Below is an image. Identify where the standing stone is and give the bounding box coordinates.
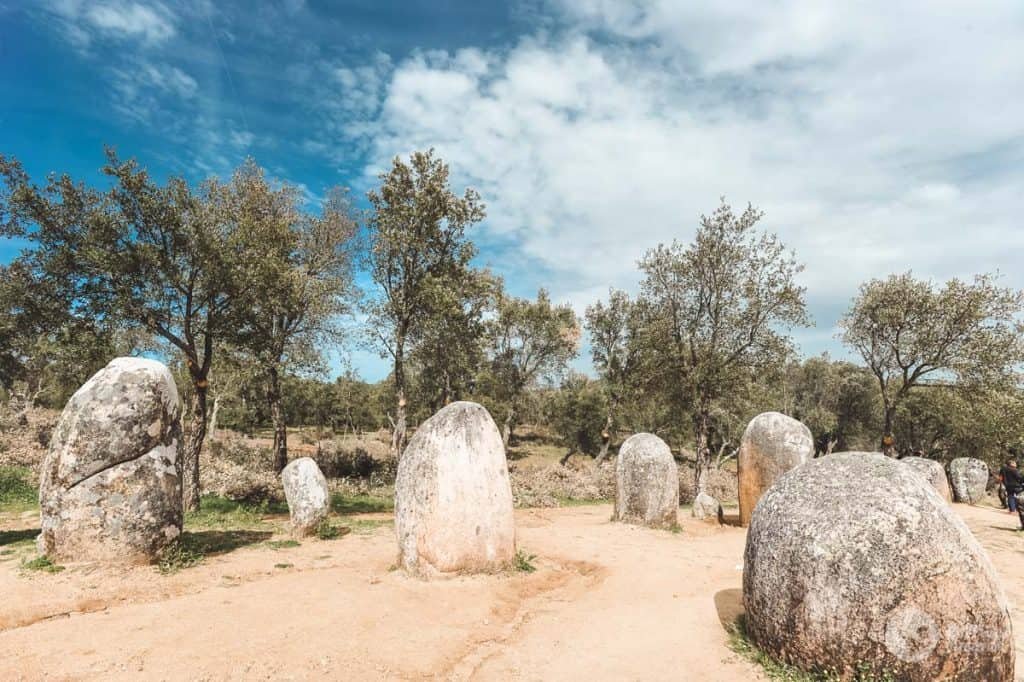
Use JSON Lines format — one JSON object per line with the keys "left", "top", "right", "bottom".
{"left": 281, "top": 457, "right": 330, "bottom": 536}
{"left": 744, "top": 452, "right": 1013, "bottom": 681}
{"left": 613, "top": 433, "right": 678, "bottom": 528}
{"left": 901, "top": 456, "right": 952, "bottom": 502}
{"left": 37, "top": 358, "right": 182, "bottom": 564}
{"left": 395, "top": 401, "right": 515, "bottom": 575}
{"left": 947, "top": 457, "right": 988, "bottom": 504}
{"left": 737, "top": 411, "right": 813, "bottom": 526}
{"left": 693, "top": 491, "right": 724, "bottom": 524}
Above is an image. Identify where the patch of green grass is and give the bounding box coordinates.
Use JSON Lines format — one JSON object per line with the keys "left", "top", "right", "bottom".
{"left": 339, "top": 517, "right": 392, "bottom": 534}
{"left": 0, "top": 466, "right": 38, "bottom": 512}
{"left": 21, "top": 555, "right": 64, "bottom": 573}
{"left": 314, "top": 518, "right": 352, "bottom": 540}
{"left": 274, "top": 562, "right": 293, "bottom": 569}
{"left": 668, "top": 522, "right": 683, "bottom": 534}
{"left": 185, "top": 495, "right": 287, "bottom": 530}
{"left": 555, "top": 496, "right": 608, "bottom": 507}
{"left": 329, "top": 492, "right": 393, "bottom": 515}
{"left": 513, "top": 549, "right": 537, "bottom": 573}
{"left": 157, "top": 539, "right": 204, "bottom": 574}
{"left": 727, "top": 616, "right": 895, "bottom": 682}
{"left": 267, "top": 539, "right": 300, "bottom": 550}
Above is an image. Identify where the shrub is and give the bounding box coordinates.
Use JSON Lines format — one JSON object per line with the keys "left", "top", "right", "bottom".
{"left": 513, "top": 549, "right": 537, "bottom": 573}
{"left": 0, "top": 466, "right": 37, "bottom": 510}
{"left": 21, "top": 555, "right": 64, "bottom": 573}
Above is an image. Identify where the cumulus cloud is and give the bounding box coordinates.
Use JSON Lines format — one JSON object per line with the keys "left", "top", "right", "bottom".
{"left": 349, "top": 1, "right": 1024, "bottom": 358}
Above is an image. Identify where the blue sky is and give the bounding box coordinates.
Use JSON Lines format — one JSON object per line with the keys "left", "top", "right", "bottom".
{"left": 2, "top": 1, "right": 1024, "bottom": 382}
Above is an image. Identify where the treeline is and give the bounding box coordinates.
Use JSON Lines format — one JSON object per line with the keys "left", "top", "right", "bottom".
{"left": 2, "top": 149, "right": 1023, "bottom": 515}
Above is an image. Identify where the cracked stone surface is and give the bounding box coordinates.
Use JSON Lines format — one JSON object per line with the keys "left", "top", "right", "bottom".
{"left": 395, "top": 401, "right": 515, "bottom": 576}
{"left": 37, "top": 357, "right": 183, "bottom": 564}
{"left": 743, "top": 452, "right": 1013, "bottom": 681}
{"left": 737, "top": 411, "right": 813, "bottom": 526}
{"left": 281, "top": 457, "right": 329, "bottom": 536}
{"left": 613, "top": 433, "right": 678, "bottom": 529}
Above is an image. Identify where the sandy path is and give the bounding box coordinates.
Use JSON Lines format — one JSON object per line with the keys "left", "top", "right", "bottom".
{"left": 1, "top": 503, "right": 1022, "bottom": 681}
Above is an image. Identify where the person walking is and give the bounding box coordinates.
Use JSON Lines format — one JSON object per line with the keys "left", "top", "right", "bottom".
{"left": 1000, "top": 459, "right": 1024, "bottom": 516}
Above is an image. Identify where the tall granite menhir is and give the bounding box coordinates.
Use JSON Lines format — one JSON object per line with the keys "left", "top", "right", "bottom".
{"left": 394, "top": 401, "right": 516, "bottom": 575}
{"left": 37, "top": 357, "right": 183, "bottom": 563}
{"left": 737, "top": 411, "right": 814, "bottom": 526}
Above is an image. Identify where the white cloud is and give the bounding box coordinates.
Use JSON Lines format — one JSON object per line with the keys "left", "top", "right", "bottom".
{"left": 348, "top": 2, "right": 1024, "bottom": 359}
{"left": 45, "top": 0, "right": 177, "bottom": 49}
{"left": 111, "top": 62, "right": 198, "bottom": 122}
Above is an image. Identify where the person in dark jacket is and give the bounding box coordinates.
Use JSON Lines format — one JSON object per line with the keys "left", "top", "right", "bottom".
{"left": 1000, "top": 460, "right": 1024, "bottom": 515}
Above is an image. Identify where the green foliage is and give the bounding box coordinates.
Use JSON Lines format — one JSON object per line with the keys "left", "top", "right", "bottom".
{"left": 513, "top": 549, "right": 537, "bottom": 573}
{"left": 21, "top": 555, "right": 65, "bottom": 573}
{"left": 840, "top": 271, "right": 1024, "bottom": 453}
{"left": 483, "top": 289, "right": 581, "bottom": 443}
{"left": 267, "top": 539, "right": 301, "bottom": 550}
{"left": 157, "top": 539, "right": 204, "bottom": 574}
{"left": 313, "top": 518, "right": 343, "bottom": 540}
{"left": 0, "top": 466, "right": 37, "bottom": 511}
{"left": 364, "top": 149, "right": 487, "bottom": 454}
{"left": 621, "top": 199, "right": 809, "bottom": 498}
{"left": 546, "top": 373, "right": 608, "bottom": 456}
{"left": 329, "top": 492, "right": 393, "bottom": 515}
{"left": 185, "top": 494, "right": 287, "bottom": 529}
{"left": 274, "top": 562, "right": 293, "bottom": 569}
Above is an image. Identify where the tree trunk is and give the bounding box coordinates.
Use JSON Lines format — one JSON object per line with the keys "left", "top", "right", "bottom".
{"left": 206, "top": 395, "right": 221, "bottom": 444}
{"left": 692, "top": 403, "right": 712, "bottom": 519}
{"left": 502, "top": 406, "right": 515, "bottom": 448}
{"left": 268, "top": 366, "right": 288, "bottom": 473}
{"left": 390, "top": 340, "right": 408, "bottom": 459}
{"left": 182, "top": 382, "right": 207, "bottom": 512}
{"left": 594, "top": 411, "right": 613, "bottom": 464}
{"left": 881, "top": 404, "right": 897, "bottom": 457}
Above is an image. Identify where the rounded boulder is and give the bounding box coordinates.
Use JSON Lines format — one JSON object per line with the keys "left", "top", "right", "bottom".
{"left": 394, "top": 401, "right": 515, "bottom": 575}
{"left": 946, "top": 457, "right": 988, "bottom": 504}
{"left": 613, "top": 433, "right": 678, "bottom": 528}
{"left": 743, "top": 452, "right": 1013, "bottom": 681}
{"left": 281, "top": 457, "right": 330, "bottom": 536}
{"left": 737, "top": 411, "right": 813, "bottom": 526}
{"left": 900, "top": 456, "right": 952, "bottom": 502}
{"left": 37, "top": 357, "right": 183, "bottom": 563}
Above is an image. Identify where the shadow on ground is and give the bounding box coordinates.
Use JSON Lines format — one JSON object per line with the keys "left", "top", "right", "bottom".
{"left": 714, "top": 588, "right": 744, "bottom": 632}
{"left": 0, "top": 528, "right": 39, "bottom": 546}
{"left": 182, "top": 530, "right": 272, "bottom": 557}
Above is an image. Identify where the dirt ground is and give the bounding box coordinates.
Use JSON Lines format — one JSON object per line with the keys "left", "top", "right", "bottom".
{"left": 1, "top": 503, "right": 1023, "bottom": 681}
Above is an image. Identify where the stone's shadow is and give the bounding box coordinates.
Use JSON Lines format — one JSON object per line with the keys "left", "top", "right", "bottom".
{"left": 714, "top": 588, "right": 745, "bottom": 632}
{"left": 182, "top": 530, "right": 272, "bottom": 557}
{"left": 0, "top": 528, "right": 39, "bottom": 546}
{"left": 720, "top": 512, "right": 743, "bottom": 528}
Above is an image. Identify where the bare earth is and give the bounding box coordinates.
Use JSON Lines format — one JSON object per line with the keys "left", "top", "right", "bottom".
{"left": 2, "top": 503, "right": 1023, "bottom": 681}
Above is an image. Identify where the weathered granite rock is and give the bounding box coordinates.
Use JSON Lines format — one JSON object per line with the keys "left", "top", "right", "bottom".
{"left": 613, "top": 433, "right": 678, "bottom": 528}
{"left": 37, "top": 357, "right": 182, "bottom": 563}
{"left": 281, "top": 457, "right": 330, "bottom": 536}
{"left": 901, "top": 456, "right": 952, "bottom": 502}
{"left": 744, "top": 452, "right": 1014, "bottom": 681}
{"left": 693, "top": 491, "right": 723, "bottom": 523}
{"left": 946, "top": 457, "right": 988, "bottom": 504}
{"left": 395, "top": 401, "right": 515, "bottom": 575}
{"left": 737, "top": 411, "right": 813, "bottom": 526}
